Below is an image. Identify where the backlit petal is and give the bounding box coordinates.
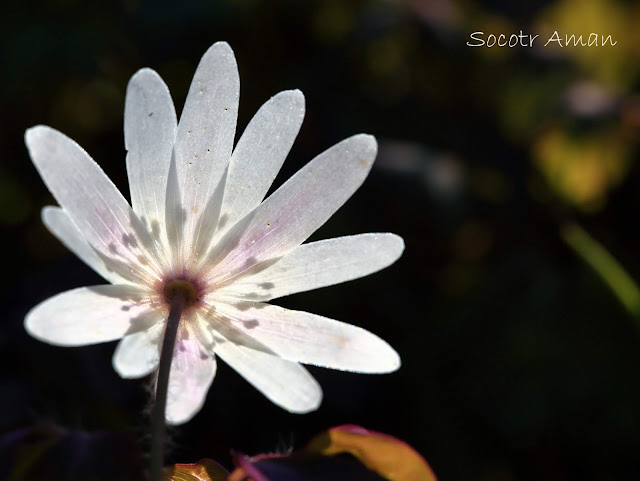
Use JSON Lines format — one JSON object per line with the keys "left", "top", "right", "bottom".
{"left": 212, "top": 335, "right": 322, "bottom": 413}
{"left": 25, "top": 126, "right": 162, "bottom": 285}
{"left": 211, "top": 301, "right": 400, "bottom": 373}
{"left": 215, "top": 90, "right": 305, "bottom": 240}
{"left": 216, "top": 233, "right": 404, "bottom": 301}
{"left": 165, "top": 323, "right": 217, "bottom": 425}
{"left": 112, "top": 322, "right": 163, "bottom": 378}
{"left": 41, "top": 206, "right": 129, "bottom": 285}
{"left": 173, "top": 41, "right": 239, "bottom": 266}
{"left": 25, "top": 285, "right": 159, "bottom": 346}
{"left": 125, "top": 68, "right": 177, "bottom": 250}
{"left": 202, "top": 134, "right": 376, "bottom": 284}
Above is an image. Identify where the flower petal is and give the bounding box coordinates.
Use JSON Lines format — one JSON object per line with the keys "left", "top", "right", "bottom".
{"left": 41, "top": 206, "right": 129, "bottom": 285}
{"left": 25, "top": 126, "right": 162, "bottom": 285}
{"left": 165, "top": 325, "right": 217, "bottom": 425}
{"left": 25, "top": 285, "right": 158, "bottom": 346}
{"left": 124, "top": 68, "right": 177, "bottom": 248}
{"left": 211, "top": 301, "right": 400, "bottom": 373}
{"left": 173, "top": 41, "right": 239, "bottom": 265}
{"left": 216, "top": 233, "right": 404, "bottom": 301}
{"left": 212, "top": 335, "right": 322, "bottom": 413}
{"left": 216, "top": 90, "right": 305, "bottom": 239}
{"left": 112, "top": 323, "right": 163, "bottom": 378}
{"left": 202, "top": 134, "right": 377, "bottom": 284}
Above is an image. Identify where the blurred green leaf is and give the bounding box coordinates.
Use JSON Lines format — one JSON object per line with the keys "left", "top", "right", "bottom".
{"left": 562, "top": 222, "right": 640, "bottom": 317}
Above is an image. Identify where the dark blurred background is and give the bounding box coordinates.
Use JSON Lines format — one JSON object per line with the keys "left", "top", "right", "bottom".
{"left": 1, "top": 0, "right": 640, "bottom": 479}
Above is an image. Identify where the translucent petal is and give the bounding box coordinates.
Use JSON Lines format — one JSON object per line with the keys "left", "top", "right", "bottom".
{"left": 173, "top": 41, "right": 239, "bottom": 266}
{"left": 212, "top": 334, "right": 322, "bottom": 413}
{"left": 112, "top": 323, "right": 163, "bottom": 378}
{"left": 203, "top": 134, "right": 377, "bottom": 284}
{"left": 165, "top": 323, "right": 217, "bottom": 425}
{"left": 25, "top": 126, "right": 162, "bottom": 285}
{"left": 216, "top": 90, "right": 305, "bottom": 239}
{"left": 211, "top": 301, "right": 400, "bottom": 373}
{"left": 216, "top": 233, "right": 404, "bottom": 301}
{"left": 41, "top": 206, "right": 129, "bottom": 285}
{"left": 25, "top": 285, "right": 159, "bottom": 346}
{"left": 124, "top": 68, "right": 177, "bottom": 250}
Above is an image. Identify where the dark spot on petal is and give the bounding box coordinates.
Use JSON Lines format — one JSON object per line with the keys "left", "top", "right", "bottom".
{"left": 242, "top": 319, "right": 259, "bottom": 329}
{"left": 150, "top": 220, "right": 161, "bottom": 240}
{"left": 122, "top": 233, "right": 138, "bottom": 249}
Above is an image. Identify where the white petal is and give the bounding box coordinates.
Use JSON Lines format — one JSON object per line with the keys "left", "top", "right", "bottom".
{"left": 189, "top": 166, "right": 228, "bottom": 266}
{"left": 212, "top": 333, "right": 322, "bottom": 413}
{"left": 25, "top": 285, "right": 158, "bottom": 346}
{"left": 25, "top": 126, "right": 162, "bottom": 285}
{"left": 212, "top": 301, "right": 400, "bottom": 373}
{"left": 41, "top": 206, "right": 129, "bottom": 285}
{"left": 164, "top": 153, "right": 184, "bottom": 270}
{"left": 202, "top": 134, "right": 377, "bottom": 284}
{"left": 216, "top": 90, "right": 305, "bottom": 239}
{"left": 112, "top": 323, "right": 163, "bottom": 378}
{"left": 124, "top": 68, "right": 177, "bottom": 248}
{"left": 216, "top": 233, "right": 404, "bottom": 301}
{"left": 173, "top": 41, "right": 239, "bottom": 265}
{"left": 165, "top": 324, "right": 217, "bottom": 425}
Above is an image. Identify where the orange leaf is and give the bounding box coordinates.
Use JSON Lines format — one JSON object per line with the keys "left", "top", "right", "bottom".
{"left": 305, "top": 425, "right": 436, "bottom": 481}
{"left": 164, "top": 459, "right": 229, "bottom": 481}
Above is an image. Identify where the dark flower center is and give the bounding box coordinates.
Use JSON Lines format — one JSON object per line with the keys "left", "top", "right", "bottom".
{"left": 163, "top": 279, "right": 200, "bottom": 308}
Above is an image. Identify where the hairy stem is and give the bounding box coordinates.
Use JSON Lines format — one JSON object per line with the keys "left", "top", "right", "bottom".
{"left": 150, "top": 292, "right": 185, "bottom": 481}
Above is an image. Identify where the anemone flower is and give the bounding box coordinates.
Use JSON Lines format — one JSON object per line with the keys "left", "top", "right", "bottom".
{"left": 25, "top": 42, "right": 403, "bottom": 426}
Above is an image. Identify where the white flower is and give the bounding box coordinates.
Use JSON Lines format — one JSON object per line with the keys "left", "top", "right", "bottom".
{"left": 24, "top": 42, "right": 403, "bottom": 425}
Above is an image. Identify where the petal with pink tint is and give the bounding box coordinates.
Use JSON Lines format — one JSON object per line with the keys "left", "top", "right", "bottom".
{"left": 41, "top": 206, "right": 129, "bottom": 285}
{"left": 211, "top": 301, "right": 400, "bottom": 373}
{"left": 165, "top": 324, "right": 217, "bottom": 425}
{"left": 203, "top": 134, "right": 376, "bottom": 284}
{"left": 25, "top": 126, "right": 162, "bottom": 284}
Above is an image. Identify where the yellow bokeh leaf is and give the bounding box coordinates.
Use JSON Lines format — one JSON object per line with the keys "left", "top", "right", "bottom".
{"left": 533, "top": 127, "right": 632, "bottom": 211}
{"left": 535, "top": 0, "right": 639, "bottom": 88}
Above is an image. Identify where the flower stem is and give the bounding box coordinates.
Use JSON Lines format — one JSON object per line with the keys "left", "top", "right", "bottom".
{"left": 150, "top": 291, "right": 185, "bottom": 481}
